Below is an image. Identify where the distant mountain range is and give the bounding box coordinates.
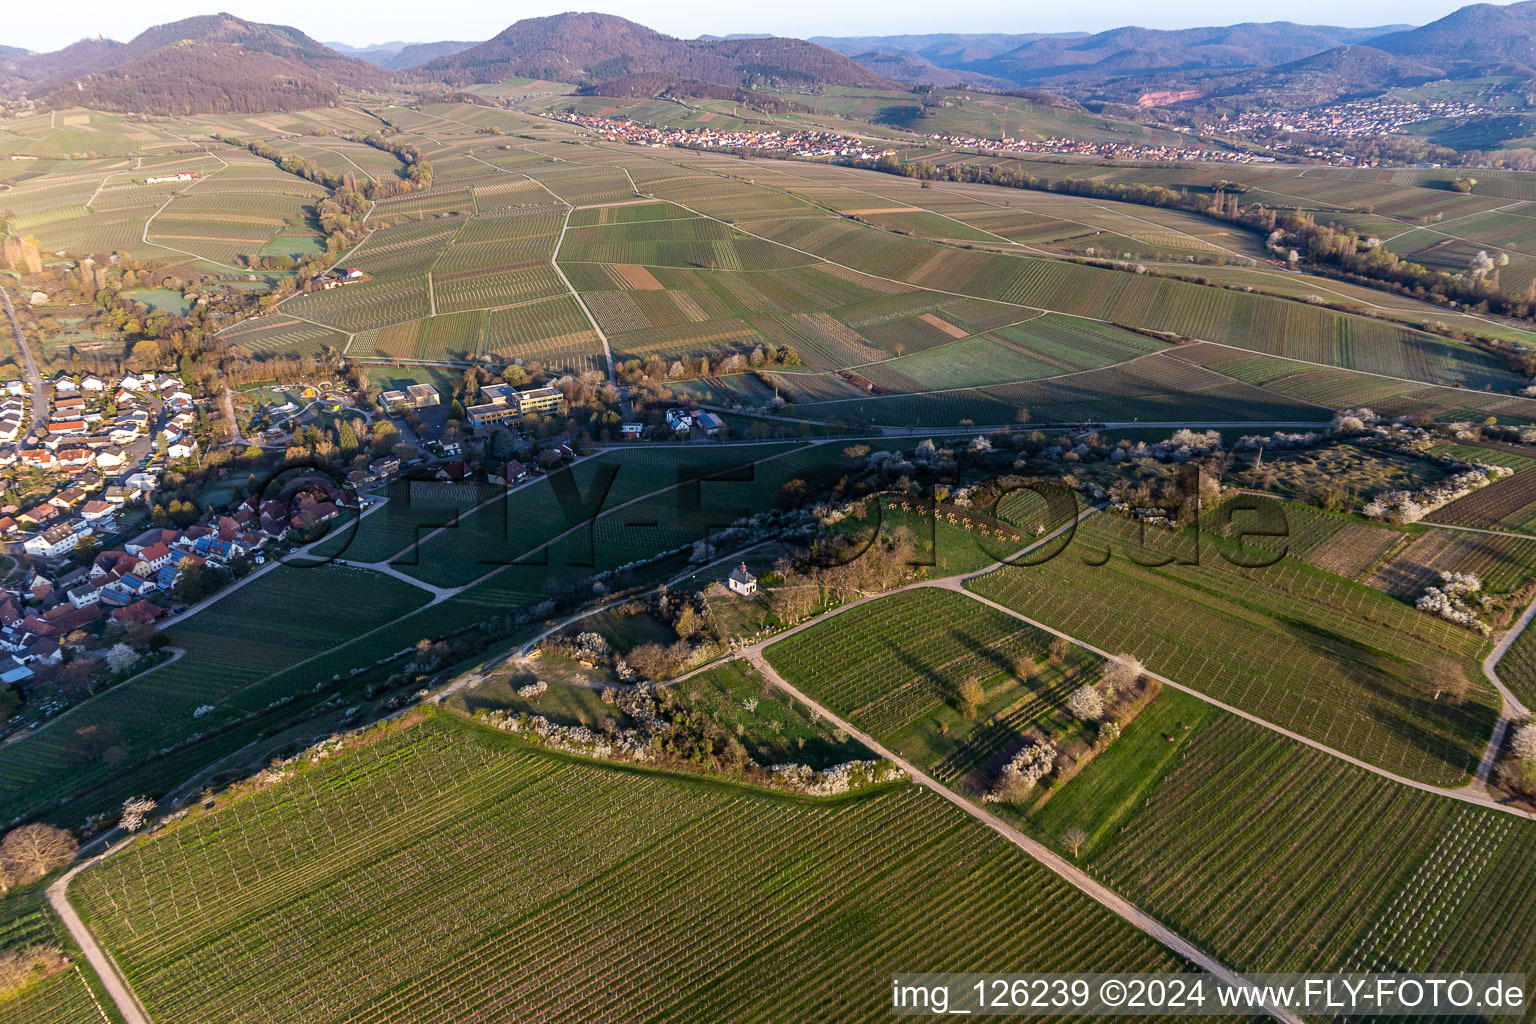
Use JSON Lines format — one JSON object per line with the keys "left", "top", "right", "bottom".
{"left": 9, "top": 4, "right": 1536, "bottom": 119}
{"left": 324, "top": 39, "right": 478, "bottom": 70}
{"left": 409, "top": 13, "right": 894, "bottom": 89}
{"left": 814, "top": 22, "right": 1411, "bottom": 93}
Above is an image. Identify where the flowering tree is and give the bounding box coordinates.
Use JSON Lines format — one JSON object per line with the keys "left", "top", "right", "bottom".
{"left": 1513, "top": 723, "right": 1536, "bottom": 763}
{"left": 1066, "top": 685, "right": 1105, "bottom": 721}
{"left": 1101, "top": 654, "right": 1143, "bottom": 697}
{"left": 984, "top": 741, "right": 1056, "bottom": 803}
{"left": 1415, "top": 572, "right": 1490, "bottom": 635}
{"left": 105, "top": 643, "right": 138, "bottom": 674}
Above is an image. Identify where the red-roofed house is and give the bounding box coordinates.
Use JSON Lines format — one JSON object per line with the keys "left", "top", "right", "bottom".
{"left": 111, "top": 601, "right": 167, "bottom": 627}
{"left": 136, "top": 542, "right": 175, "bottom": 572}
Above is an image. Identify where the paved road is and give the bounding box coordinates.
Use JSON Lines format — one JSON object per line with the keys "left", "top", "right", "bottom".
{"left": 0, "top": 283, "right": 47, "bottom": 435}
{"left": 48, "top": 854, "right": 154, "bottom": 1024}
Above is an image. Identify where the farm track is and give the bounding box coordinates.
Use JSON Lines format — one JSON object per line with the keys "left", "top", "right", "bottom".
{"left": 48, "top": 855, "right": 153, "bottom": 1024}
{"left": 743, "top": 646, "right": 1302, "bottom": 1024}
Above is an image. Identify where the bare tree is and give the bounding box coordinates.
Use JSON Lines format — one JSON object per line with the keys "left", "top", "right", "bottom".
{"left": 1417, "top": 658, "right": 1470, "bottom": 704}
{"left": 1062, "top": 827, "right": 1089, "bottom": 859}
{"left": 958, "top": 675, "right": 984, "bottom": 718}
{"left": 118, "top": 796, "right": 156, "bottom": 833}
{"left": 0, "top": 824, "right": 78, "bottom": 891}
{"left": 1047, "top": 636, "right": 1071, "bottom": 665}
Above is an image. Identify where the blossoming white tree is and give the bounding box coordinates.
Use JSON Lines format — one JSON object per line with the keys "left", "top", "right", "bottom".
{"left": 105, "top": 643, "right": 137, "bottom": 674}
{"left": 1415, "top": 572, "right": 1490, "bottom": 635}
{"left": 1513, "top": 723, "right": 1536, "bottom": 763}
{"left": 984, "top": 741, "right": 1056, "bottom": 803}
{"left": 1066, "top": 685, "right": 1105, "bottom": 721}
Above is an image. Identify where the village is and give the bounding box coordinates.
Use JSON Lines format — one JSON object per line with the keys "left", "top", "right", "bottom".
{"left": 0, "top": 349, "right": 759, "bottom": 738}
{"left": 918, "top": 129, "right": 1274, "bottom": 164}
{"left": 553, "top": 112, "right": 899, "bottom": 161}
{"left": 0, "top": 367, "right": 225, "bottom": 719}
{"left": 1197, "top": 98, "right": 1490, "bottom": 144}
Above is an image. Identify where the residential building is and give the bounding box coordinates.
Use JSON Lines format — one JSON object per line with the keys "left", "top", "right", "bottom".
{"left": 24, "top": 522, "right": 91, "bottom": 559}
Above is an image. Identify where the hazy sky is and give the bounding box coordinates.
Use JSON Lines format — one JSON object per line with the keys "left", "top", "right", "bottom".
{"left": 4, "top": 0, "right": 1519, "bottom": 53}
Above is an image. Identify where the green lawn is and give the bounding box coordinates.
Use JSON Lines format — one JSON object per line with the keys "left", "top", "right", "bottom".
{"left": 1025, "top": 688, "right": 1222, "bottom": 858}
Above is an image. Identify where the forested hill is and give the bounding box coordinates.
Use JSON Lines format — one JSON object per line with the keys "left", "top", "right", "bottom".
{"left": 412, "top": 12, "right": 896, "bottom": 89}
{"left": 13, "top": 14, "right": 393, "bottom": 114}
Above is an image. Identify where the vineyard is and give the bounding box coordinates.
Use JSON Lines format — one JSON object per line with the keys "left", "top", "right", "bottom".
{"left": 966, "top": 512, "right": 1497, "bottom": 785}
{"left": 395, "top": 442, "right": 825, "bottom": 588}
{"left": 1086, "top": 715, "right": 1536, "bottom": 978}
{"left": 1496, "top": 618, "right": 1536, "bottom": 711}
{"left": 1365, "top": 528, "right": 1536, "bottom": 597}
{"left": 1427, "top": 470, "right": 1536, "bottom": 532}
{"left": 67, "top": 713, "right": 1194, "bottom": 1024}
{"left": 764, "top": 588, "right": 1093, "bottom": 748}
{"left": 0, "top": 886, "right": 117, "bottom": 1024}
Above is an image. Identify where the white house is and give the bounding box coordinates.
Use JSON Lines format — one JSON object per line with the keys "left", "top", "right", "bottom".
{"left": 24, "top": 522, "right": 91, "bottom": 559}
{"left": 727, "top": 563, "right": 758, "bottom": 597}
{"left": 65, "top": 581, "right": 101, "bottom": 609}
{"left": 80, "top": 375, "right": 105, "bottom": 392}
{"left": 167, "top": 438, "right": 196, "bottom": 460}
{"left": 95, "top": 448, "right": 129, "bottom": 470}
